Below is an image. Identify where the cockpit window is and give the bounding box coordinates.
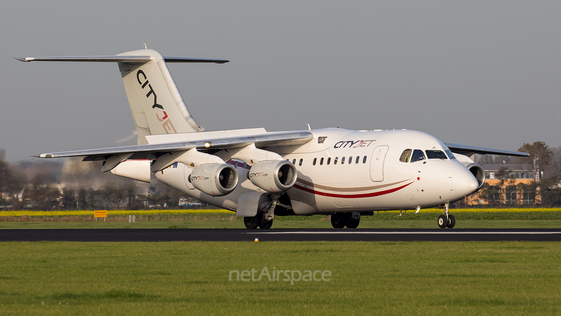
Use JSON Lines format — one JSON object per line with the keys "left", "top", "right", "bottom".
{"left": 410, "top": 149, "right": 426, "bottom": 162}
{"left": 445, "top": 149, "right": 456, "bottom": 160}
{"left": 426, "top": 150, "right": 447, "bottom": 159}
{"left": 399, "top": 149, "right": 412, "bottom": 163}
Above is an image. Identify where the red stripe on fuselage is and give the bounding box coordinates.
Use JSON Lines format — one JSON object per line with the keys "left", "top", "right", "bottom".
{"left": 293, "top": 182, "right": 413, "bottom": 199}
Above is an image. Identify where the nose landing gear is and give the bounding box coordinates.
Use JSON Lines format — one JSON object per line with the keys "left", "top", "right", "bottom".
{"left": 437, "top": 202, "right": 455, "bottom": 229}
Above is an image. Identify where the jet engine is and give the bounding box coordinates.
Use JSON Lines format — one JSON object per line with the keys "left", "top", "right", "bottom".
{"left": 249, "top": 160, "right": 297, "bottom": 192}
{"left": 189, "top": 164, "right": 238, "bottom": 196}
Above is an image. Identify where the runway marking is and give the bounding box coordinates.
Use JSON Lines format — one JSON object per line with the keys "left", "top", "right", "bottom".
{"left": 246, "top": 231, "right": 561, "bottom": 235}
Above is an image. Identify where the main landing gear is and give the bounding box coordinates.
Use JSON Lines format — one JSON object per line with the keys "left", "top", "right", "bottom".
{"left": 244, "top": 213, "right": 273, "bottom": 230}
{"left": 244, "top": 194, "right": 276, "bottom": 230}
{"left": 437, "top": 202, "right": 456, "bottom": 229}
{"left": 331, "top": 212, "right": 360, "bottom": 229}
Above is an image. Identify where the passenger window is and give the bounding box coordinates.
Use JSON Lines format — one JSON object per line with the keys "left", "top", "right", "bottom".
{"left": 313, "top": 158, "right": 317, "bottom": 166}
{"left": 292, "top": 159, "right": 296, "bottom": 164}
{"left": 320, "top": 157, "right": 324, "bottom": 165}
{"left": 299, "top": 158, "right": 303, "bottom": 166}
{"left": 399, "top": 149, "right": 412, "bottom": 163}
{"left": 334, "top": 157, "right": 338, "bottom": 165}
{"left": 426, "top": 150, "right": 447, "bottom": 159}
{"left": 349, "top": 156, "right": 352, "bottom": 164}
{"left": 355, "top": 156, "right": 360, "bottom": 164}
{"left": 363, "top": 156, "right": 367, "bottom": 164}
{"left": 327, "top": 157, "right": 331, "bottom": 165}
{"left": 411, "top": 149, "right": 426, "bottom": 162}
{"left": 341, "top": 157, "right": 345, "bottom": 164}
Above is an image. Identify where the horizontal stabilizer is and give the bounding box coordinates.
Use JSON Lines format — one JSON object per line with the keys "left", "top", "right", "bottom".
{"left": 163, "top": 57, "right": 229, "bottom": 64}
{"left": 16, "top": 56, "right": 228, "bottom": 64}
{"left": 16, "top": 56, "right": 153, "bottom": 63}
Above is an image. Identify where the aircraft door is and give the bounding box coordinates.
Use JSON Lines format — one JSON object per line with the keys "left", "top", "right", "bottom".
{"left": 370, "top": 145, "right": 389, "bottom": 182}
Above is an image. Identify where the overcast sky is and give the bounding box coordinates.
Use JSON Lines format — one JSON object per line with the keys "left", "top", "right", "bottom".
{"left": 1, "top": 1, "right": 560, "bottom": 162}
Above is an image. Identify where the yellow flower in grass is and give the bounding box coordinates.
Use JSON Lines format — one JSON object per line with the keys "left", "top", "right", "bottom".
{"left": 383, "top": 208, "right": 561, "bottom": 213}
{"left": 2, "top": 208, "right": 560, "bottom": 217}
{"left": 0, "top": 209, "right": 233, "bottom": 217}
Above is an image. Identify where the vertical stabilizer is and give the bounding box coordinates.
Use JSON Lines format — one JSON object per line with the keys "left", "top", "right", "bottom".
{"left": 17, "top": 48, "right": 228, "bottom": 145}
{"left": 117, "top": 49, "right": 204, "bottom": 144}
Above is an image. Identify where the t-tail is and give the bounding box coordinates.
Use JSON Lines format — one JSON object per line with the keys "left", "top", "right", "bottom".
{"left": 17, "top": 48, "right": 228, "bottom": 144}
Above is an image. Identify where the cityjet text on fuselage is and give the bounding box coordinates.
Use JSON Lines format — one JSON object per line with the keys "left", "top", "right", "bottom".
{"left": 333, "top": 140, "right": 376, "bottom": 149}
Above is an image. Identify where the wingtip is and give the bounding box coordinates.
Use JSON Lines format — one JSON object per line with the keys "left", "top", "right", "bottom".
{"left": 15, "top": 57, "right": 31, "bottom": 62}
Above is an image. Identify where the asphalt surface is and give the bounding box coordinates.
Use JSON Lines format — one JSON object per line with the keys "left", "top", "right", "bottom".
{"left": 1, "top": 228, "right": 561, "bottom": 242}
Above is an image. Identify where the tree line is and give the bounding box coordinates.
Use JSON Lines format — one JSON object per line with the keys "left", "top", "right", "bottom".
{"left": 2, "top": 140, "right": 561, "bottom": 210}
{"left": 0, "top": 159, "right": 206, "bottom": 210}
{"left": 474, "top": 141, "right": 561, "bottom": 207}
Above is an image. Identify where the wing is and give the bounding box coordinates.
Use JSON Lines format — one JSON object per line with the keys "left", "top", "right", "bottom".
{"left": 444, "top": 142, "right": 529, "bottom": 157}
{"left": 36, "top": 131, "right": 313, "bottom": 161}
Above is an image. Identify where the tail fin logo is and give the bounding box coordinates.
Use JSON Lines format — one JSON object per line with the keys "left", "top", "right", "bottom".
{"left": 136, "top": 70, "right": 164, "bottom": 110}
{"left": 136, "top": 69, "right": 177, "bottom": 134}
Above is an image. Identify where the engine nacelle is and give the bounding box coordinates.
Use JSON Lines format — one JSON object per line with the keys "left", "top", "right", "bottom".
{"left": 189, "top": 164, "right": 238, "bottom": 196}
{"left": 249, "top": 160, "right": 297, "bottom": 192}
{"left": 465, "top": 163, "right": 485, "bottom": 192}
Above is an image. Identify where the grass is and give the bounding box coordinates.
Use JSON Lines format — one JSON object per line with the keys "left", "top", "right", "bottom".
{"left": 1, "top": 211, "right": 561, "bottom": 229}
{"left": 0, "top": 241, "right": 560, "bottom": 315}
{"left": 1, "top": 219, "right": 561, "bottom": 229}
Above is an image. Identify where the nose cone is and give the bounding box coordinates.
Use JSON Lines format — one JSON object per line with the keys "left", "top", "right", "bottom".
{"left": 452, "top": 169, "right": 480, "bottom": 197}
{"left": 465, "top": 176, "right": 479, "bottom": 194}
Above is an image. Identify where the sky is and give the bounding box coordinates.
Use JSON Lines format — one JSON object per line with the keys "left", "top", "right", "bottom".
{"left": 1, "top": 1, "right": 560, "bottom": 162}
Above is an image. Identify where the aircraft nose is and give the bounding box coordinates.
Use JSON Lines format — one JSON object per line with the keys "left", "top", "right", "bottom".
{"left": 465, "top": 176, "right": 479, "bottom": 194}
{"left": 452, "top": 169, "right": 480, "bottom": 196}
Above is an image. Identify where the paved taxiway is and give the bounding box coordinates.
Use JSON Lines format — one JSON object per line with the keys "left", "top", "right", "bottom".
{"left": 1, "top": 229, "right": 561, "bottom": 242}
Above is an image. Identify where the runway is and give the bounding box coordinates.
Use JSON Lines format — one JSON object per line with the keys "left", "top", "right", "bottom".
{"left": 1, "top": 228, "right": 561, "bottom": 242}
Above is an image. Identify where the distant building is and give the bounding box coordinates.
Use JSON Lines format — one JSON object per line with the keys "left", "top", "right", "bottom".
{"left": 464, "top": 164, "right": 538, "bottom": 206}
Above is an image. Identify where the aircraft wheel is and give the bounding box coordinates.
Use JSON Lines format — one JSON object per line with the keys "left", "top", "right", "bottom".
{"left": 447, "top": 214, "right": 456, "bottom": 229}
{"left": 259, "top": 219, "right": 273, "bottom": 230}
{"left": 244, "top": 215, "right": 260, "bottom": 229}
{"left": 331, "top": 213, "right": 347, "bottom": 229}
{"left": 437, "top": 215, "right": 447, "bottom": 229}
{"left": 346, "top": 213, "right": 360, "bottom": 229}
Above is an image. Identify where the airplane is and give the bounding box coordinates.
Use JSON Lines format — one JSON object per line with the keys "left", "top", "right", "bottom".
{"left": 17, "top": 48, "right": 529, "bottom": 229}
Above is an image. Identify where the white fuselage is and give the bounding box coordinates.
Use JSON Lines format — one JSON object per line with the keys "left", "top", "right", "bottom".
{"left": 155, "top": 128, "right": 479, "bottom": 215}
